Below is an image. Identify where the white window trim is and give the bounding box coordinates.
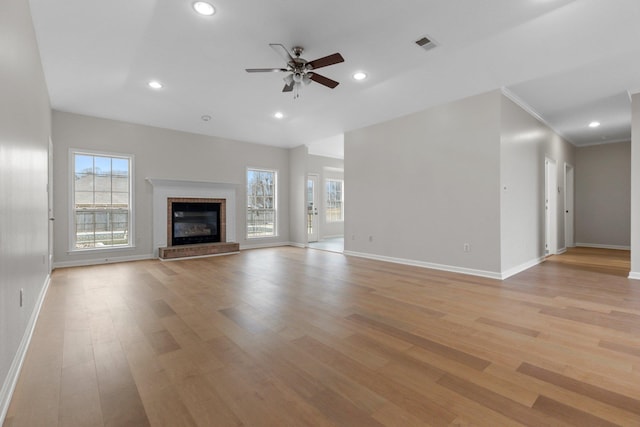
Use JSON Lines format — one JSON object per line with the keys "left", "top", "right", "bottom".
{"left": 246, "top": 167, "right": 278, "bottom": 239}
{"left": 325, "top": 178, "right": 344, "bottom": 223}
{"left": 68, "top": 148, "right": 135, "bottom": 252}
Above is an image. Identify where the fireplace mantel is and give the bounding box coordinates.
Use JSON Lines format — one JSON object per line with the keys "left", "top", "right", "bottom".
{"left": 147, "top": 178, "right": 238, "bottom": 258}
{"left": 146, "top": 177, "right": 239, "bottom": 189}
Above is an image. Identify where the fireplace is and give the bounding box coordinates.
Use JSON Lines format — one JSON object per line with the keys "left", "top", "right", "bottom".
{"left": 167, "top": 197, "right": 227, "bottom": 246}
{"left": 148, "top": 178, "right": 238, "bottom": 260}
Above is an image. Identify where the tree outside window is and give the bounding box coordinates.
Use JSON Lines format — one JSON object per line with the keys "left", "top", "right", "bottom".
{"left": 247, "top": 168, "right": 277, "bottom": 238}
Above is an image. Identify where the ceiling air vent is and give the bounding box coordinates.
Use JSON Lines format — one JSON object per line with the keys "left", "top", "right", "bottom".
{"left": 415, "top": 36, "right": 437, "bottom": 52}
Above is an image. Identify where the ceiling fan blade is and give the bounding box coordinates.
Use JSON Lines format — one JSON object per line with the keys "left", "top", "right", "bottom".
{"left": 307, "top": 53, "right": 344, "bottom": 70}
{"left": 246, "top": 68, "right": 288, "bottom": 73}
{"left": 270, "top": 43, "right": 294, "bottom": 63}
{"left": 282, "top": 82, "right": 294, "bottom": 92}
{"left": 309, "top": 72, "right": 340, "bottom": 89}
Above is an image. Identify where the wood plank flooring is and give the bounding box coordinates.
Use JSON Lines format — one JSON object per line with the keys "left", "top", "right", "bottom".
{"left": 4, "top": 247, "right": 640, "bottom": 426}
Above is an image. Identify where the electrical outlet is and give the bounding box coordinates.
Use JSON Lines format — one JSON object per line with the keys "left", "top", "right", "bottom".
{"left": 463, "top": 243, "right": 470, "bottom": 252}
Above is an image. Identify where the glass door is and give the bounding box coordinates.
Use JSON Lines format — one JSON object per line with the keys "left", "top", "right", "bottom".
{"left": 307, "top": 174, "right": 319, "bottom": 243}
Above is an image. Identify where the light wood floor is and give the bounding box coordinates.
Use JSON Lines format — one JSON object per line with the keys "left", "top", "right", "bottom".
{"left": 4, "top": 247, "right": 640, "bottom": 426}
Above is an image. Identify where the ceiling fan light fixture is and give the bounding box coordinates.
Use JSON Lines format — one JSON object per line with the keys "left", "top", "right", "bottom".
{"left": 302, "top": 74, "right": 311, "bottom": 85}
{"left": 293, "top": 72, "right": 304, "bottom": 84}
{"left": 193, "top": 2, "right": 215, "bottom": 16}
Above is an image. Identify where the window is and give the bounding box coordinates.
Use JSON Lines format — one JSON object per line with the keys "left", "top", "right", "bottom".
{"left": 71, "top": 151, "right": 133, "bottom": 250}
{"left": 326, "top": 179, "right": 344, "bottom": 222}
{"left": 247, "top": 168, "right": 277, "bottom": 238}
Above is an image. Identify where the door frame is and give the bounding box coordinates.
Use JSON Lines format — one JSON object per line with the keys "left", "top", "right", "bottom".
{"left": 545, "top": 157, "right": 558, "bottom": 256}
{"left": 48, "top": 137, "right": 54, "bottom": 272}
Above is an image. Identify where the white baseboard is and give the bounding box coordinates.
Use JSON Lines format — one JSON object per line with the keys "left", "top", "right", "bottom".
{"left": 556, "top": 247, "right": 567, "bottom": 255}
{"left": 343, "top": 250, "right": 502, "bottom": 280}
{"left": 1, "top": 274, "right": 51, "bottom": 424}
{"left": 239, "top": 241, "right": 297, "bottom": 250}
{"left": 575, "top": 243, "right": 631, "bottom": 251}
{"left": 500, "top": 256, "right": 546, "bottom": 280}
{"left": 53, "top": 243, "right": 309, "bottom": 267}
{"left": 288, "top": 242, "right": 306, "bottom": 249}
{"left": 628, "top": 272, "right": 640, "bottom": 280}
{"left": 53, "top": 253, "right": 154, "bottom": 269}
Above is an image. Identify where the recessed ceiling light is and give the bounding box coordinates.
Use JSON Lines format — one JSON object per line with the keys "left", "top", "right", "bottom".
{"left": 193, "top": 2, "right": 215, "bottom": 16}
{"left": 353, "top": 72, "right": 367, "bottom": 81}
{"left": 148, "top": 80, "right": 163, "bottom": 89}
{"left": 588, "top": 121, "right": 601, "bottom": 128}
{"left": 201, "top": 115, "right": 212, "bottom": 122}
{"left": 274, "top": 112, "right": 284, "bottom": 119}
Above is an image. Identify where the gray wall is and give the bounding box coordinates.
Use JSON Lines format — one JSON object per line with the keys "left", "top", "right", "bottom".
{"left": 307, "top": 155, "right": 345, "bottom": 239}
{"left": 500, "top": 95, "right": 575, "bottom": 274}
{"left": 0, "top": 0, "right": 51, "bottom": 419}
{"left": 345, "top": 91, "right": 502, "bottom": 276}
{"left": 52, "top": 111, "right": 291, "bottom": 266}
{"left": 575, "top": 142, "right": 630, "bottom": 248}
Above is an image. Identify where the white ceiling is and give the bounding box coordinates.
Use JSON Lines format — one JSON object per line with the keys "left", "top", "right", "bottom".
{"left": 29, "top": 0, "right": 640, "bottom": 157}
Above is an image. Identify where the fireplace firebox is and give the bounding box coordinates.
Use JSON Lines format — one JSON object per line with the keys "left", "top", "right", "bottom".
{"left": 167, "top": 197, "right": 227, "bottom": 247}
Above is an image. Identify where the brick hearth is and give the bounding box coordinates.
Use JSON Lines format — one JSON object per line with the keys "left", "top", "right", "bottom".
{"left": 158, "top": 242, "right": 240, "bottom": 260}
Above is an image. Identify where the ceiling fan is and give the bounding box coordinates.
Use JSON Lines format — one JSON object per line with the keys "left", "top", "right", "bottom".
{"left": 246, "top": 44, "right": 345, "bottom": 97}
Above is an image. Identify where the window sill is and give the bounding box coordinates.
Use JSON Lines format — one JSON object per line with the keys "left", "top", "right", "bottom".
{"left": 68, "top": 245, "right": 136, "bottom": 254}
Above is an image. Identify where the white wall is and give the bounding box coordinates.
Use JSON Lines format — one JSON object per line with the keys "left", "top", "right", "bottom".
{"left": 0, "top": 0, "right": 51, "bottom": 420}
{"left": 307, "top": 155, "right": 345, "bottom": 239}
{"left": 575, "top": 142, "right": 630, "bottom": 249}
{"left": 52, "top": 111, "right": 291, "bottom": 266}
{"left": 289, "top": 145, "right": 308, "bottom": 246}
{"left": 500, "top": 95, "right": 575, "bottom": 276}
{"left": 345, "top": 91, "right": 502, "bottom": 277}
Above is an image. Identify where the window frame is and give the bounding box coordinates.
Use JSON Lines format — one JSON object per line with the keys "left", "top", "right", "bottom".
{"left": 325, "top": 178, "right": 344, "bottom": 223}
{"left": 246, "top": 167, "right": 278, "bottom": 239}
{"left": 69, "top": 148, "right": 135, "bottom": 252}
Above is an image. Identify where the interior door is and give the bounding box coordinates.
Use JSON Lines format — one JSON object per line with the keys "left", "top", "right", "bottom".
{"left": 307, "top": 174, "right": 319, "bottom": 243}
{"left": 564, "top": 163, "right": 575, "bottom": 248}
